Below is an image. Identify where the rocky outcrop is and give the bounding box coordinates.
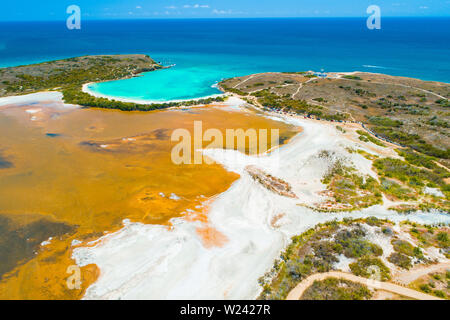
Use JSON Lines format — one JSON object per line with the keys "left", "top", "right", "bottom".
{"left": 245, "top": 165, "right": 297, "bottom": 198}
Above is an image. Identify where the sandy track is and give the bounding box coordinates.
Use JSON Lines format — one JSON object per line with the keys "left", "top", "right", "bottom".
{"left": 393, "top": 261, "right": 450, "bottom": 285}
{"left": 233, "top": 74, "right": 259, "bottom": 88}
{"left": 286, "top": 271, "right": 443, "bottom": 300}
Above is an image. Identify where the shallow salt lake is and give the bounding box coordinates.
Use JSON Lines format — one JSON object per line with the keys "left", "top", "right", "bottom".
{"left": 0, "top": 96, "right": 298, "bottom": 299}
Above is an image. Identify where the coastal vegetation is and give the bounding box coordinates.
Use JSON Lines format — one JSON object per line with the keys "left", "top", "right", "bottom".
{"left": 356, "top": 130, "right": 386, "bottom": 147}
{"left": 371, "top": 125, "right": 449, "bottom": 159}
{"left": 311, "top": 143, "right": 448, "bottom": 212}
{"left": 387, "top": 239, "right": 425, "bottom": 269}
{"left": 374, "top": 158, "right": 449, "bottom": 194}
{"left": 220, "top": 72, "right": 450, "bottom": 163}
{"left": 349, "top": 257, "right": 391, "bottom": 281}
{"left": 342, "top": 75, "right": 362, "bottom": 80}
{"left": 259, "top": 217, "right": 449, "bottom": 300}
{"left": 250, "top": 89, "right": 348, "bottom": 121}
{"left": 370, "top": 153, "right": 450, "bottom": 211}
{"left": 396, "top": 148, "right": 437, "bottom": 169}
{"left": 258, "top": 218, "right": 391, "bottom": 300}
{"left": 221, "top": 67, "right": 450, "bottom": 213}
{"left": 403, "top": 222, "right": 450, "bottom": 258}
{"left": 300, "top": 277, "right": 372, "bottom": 300}
{"left": 62, "top": 86, "right": 226, "bottom": 111}
{"left": 368, "top": 116, "right": 403, "bottom": 127}
{"left": 412, "top": 270, "right": 450, "bottom": 299}
{"left": 219, "top": 84, "right": 248, "bottom": 96}
{"left": 317, "top": 151, "right": 383, "bottom": 211}
{"left": 0, "top": 55, "right": 158, "bottom": 97}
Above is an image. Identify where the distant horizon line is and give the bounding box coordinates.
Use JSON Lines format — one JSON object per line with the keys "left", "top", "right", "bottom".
{"left": 1, "top": 15, "right": 450, "bottom": 23}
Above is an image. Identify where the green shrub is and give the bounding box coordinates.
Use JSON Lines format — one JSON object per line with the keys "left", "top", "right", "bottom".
{"left": 335, "top": 227, "right": 383, "bottom": 258}
{"left": 434, "top": 290, "right": 446, "bottom": 298}
{"left": 436, "top": 232, "right": 449, "bottom": 246}
{"left": 432, "top": 274, "right": 441, "bottom": 281}
{"left": 380, "top": 178, "right": 415, "bottom": 200}
{"left": 63, "top": 86, "right": 226, "bottom": 111}
{"left": 357, "top": 130, "right": 386, "bottom": 147}
{"left": 391, "top": 240, "right": 415, "bottom": 256}
{"left": 374, "top": 158, "right": 448, "bottom": 194}
{"left": 301, "top": 278, "right": 372, "bottom": 300}
{"left": 368, "top": 116, "right": 403, "bottom": 127}
{"left": 419, "top": 284, "right": 431, "bottom": 293}
{"left": 349, "top": 257, "right": 391, "bottom": 281}
{"left": 342, "top": 75, "right": 362, "bottom": 80}
{"left": 371, "top": 127, "right": 450, "bottom": 159}
{"left": 387, "top": 252, "right": 412, "bottom": 269}
{"left": 396, "top": 149, "right": 437, "bottom": 169}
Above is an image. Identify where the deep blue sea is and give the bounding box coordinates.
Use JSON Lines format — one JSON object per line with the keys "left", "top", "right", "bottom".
{"left": 0, "top": 18, "right": 449, "bottom": 101}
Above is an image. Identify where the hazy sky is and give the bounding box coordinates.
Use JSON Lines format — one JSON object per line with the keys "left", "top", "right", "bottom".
{"left": 1, "top": 0, "right": 450, "bottom": 21}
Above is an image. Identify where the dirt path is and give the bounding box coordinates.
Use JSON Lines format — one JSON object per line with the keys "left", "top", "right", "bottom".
{"left": 233, "top": 74, "right": 255, "bottom": 88}
{"left": 291, "top": 84, "right": 303, "bottom": 99}
{"left": 434, "top": 160, "right": 450, "bottom": 173}
{"left": 393, "top": 261, "right": 450, "bottom": 285}
{"left": 233, "top": 73, "right": 268, "bottom": 89}
{"left": 286, "top": 271, "right": 443, "bottom": 300}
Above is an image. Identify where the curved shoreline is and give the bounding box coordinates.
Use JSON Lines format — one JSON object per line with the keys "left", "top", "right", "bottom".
{"left": 82, "top": 82, "right": 227, "bottom": 105}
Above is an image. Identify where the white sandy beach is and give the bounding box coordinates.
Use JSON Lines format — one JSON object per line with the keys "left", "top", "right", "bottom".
{"left": 0, "top": 91, "right": 80, "bottom": 109}
{"left": 0, "top": 91, "right": 63, "bottom": 106}
{"left": 81, "top": 82, "right": 227, "bottom": 105}
{"left": 71, "top": 100, "right": 450, "bottom": 300}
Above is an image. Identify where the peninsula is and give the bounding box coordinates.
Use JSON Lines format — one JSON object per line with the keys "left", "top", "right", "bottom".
{"left": 219, "top": 71, "right": 450, "bottom": 213}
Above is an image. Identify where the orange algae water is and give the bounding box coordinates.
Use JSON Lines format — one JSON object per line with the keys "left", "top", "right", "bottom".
{"left": 0, "top": 100, "right": 298, "bottom": 299}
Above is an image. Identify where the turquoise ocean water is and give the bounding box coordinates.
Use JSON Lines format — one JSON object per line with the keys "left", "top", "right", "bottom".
{"left": 0, "top": 18, "right": 449, "bottom": 101}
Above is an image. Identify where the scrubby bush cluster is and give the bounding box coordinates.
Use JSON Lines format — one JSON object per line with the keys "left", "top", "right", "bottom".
{"left": 250, "top": 89, "right": 348, "bottom": 121}
{"left": 349, "top": 257, "right": 391, "bottom": 281}
{"left": 301, "top": 278, "right": 372, "bottom": 300}
{"left": 63, "top": 86, "right": 226, "bottom": 111}
{"left": 387, "top": 239, "right": 425, "bottom": 269}
{"left": 258, "top": 219, "right": 389, "bottom": 300}
{"left": 357, "top": 130, "right": 386, "bottom": 147}
{"left": 320, "top": 157, "right": 383, "bottom": 210}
